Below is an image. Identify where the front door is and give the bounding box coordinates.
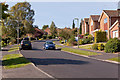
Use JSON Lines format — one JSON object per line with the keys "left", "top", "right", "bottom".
{"left": 113, "top": 30, "right": 118, "bottom": 38}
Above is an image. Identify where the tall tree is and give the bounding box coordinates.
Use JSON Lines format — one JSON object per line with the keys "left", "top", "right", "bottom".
{"left": 7, "top": 2, "right": 35, "bottom": 38}
{"left": 42, "top": 25, "right": 49, "bottom": 31}
{"left": 72, "top": 20, "right": 75, "bottom": 29}
{"left": 0, "top": 3, "right": 9, "bottom": 38}
{"left": 79, "top": 19, "right": 83, "bottom": 34}
{"left": 50, "top": 21, "right": 57, "bottom": 38}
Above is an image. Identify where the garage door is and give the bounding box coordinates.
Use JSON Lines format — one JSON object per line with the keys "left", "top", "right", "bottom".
{"left": 113, "top": 30, "right": 118, "bottom": 38}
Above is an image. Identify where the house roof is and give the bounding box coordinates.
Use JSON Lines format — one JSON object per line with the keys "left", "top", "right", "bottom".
{"left": 84, "top": 18, "right": 89, "bottom": 22}
{"left": 103, "top": 10, "right": 118, "bottom": 17}
{"left": 90, "top": 15, "right": 100, "bottom": 21}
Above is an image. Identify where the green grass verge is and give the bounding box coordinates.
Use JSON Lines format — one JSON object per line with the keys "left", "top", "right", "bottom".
{"left": 61, "top": 47, "right": 101, "bottom": 56}
{"left": 8, "top": 45, "right": 19, "bottom": 52}
{"left": 108, "top": 57, "right": 120, "bottom": 62}
{"left": 79, "top": 45, "right": 92, "bottom": 50}
{"left": 2, "top": 54, "right": 31, "bottom": 69}
{"left": 56, "top": 45, "right": 63, "bottom": 48}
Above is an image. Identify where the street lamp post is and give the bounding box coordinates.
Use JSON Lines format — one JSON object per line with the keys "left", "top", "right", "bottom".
{"left": 15, "top": 20, "right": 20, "bottom": 45}
{"left": 74, "top": 18, "right": 79, "bottom": 48}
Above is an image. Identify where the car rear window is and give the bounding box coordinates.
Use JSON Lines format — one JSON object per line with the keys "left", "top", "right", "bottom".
{"left": 46, "top": 42, "right": 53, "bottom": 44}
{"left": 23, "top": 41, "right": 30, "bottom": 44}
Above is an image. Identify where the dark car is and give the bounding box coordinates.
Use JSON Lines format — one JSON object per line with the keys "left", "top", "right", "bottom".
{"left": 43, "top": 41, "right": 56, "bottom": 50}
{"left": 21, "top": 40, "right": 32, "bottom": 50}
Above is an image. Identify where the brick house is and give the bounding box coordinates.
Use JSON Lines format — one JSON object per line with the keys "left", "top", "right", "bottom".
{"left": 44, "top": 27, "right": 51, "bottom": 35}
{"left": 98, "top": 10, "right": 119, "bottom": 39}
{"left": 89, "top": 15, "right": 100, "bottom": 36}
{"left": 82, "top": 18, "right": 89, "bottom": 35}
{"left": 110, "top": 19, "right": 120, "bottom": 38}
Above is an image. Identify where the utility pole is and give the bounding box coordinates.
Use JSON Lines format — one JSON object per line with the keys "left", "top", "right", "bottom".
{"left": 74, "top": 18, "right": 79, "bottom": 48}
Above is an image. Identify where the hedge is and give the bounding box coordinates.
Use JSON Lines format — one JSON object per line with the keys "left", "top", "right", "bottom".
{"left": 94, "top": 30, "right": 107, "bottom": 43}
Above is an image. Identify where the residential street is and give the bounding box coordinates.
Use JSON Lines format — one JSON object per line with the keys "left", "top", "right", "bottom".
{"left": 21, "top": 40, "right": 118, "bottom": 78}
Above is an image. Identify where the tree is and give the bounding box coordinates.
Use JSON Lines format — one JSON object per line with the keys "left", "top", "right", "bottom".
{"left": 72, "top": 20, "right": 75, "bottom": 29}
{"left": 79, "top": 19, "right": 83, "bottom": 34}
{"left": 42, "top": 25, "right": 49, "bottom": 31}
{"left": 50, "top": 21, "right": 57, "bottom": 38}
{"left": 6, "top": 2, "right": 35, "bottom": 38}
{"left": 0, "top": 3, "right": 9, "bottom": 38}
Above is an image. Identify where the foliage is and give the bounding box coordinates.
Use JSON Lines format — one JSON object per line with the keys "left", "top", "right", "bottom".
{"left": 84, "top": 33, "right": 89, "bottom": 36}
{"left": 5, "top": 2, "right": 35, "bottom": 39}
{"left": 83, "top": 38, "right": 91, "bottom": 44}
{"left": 98, "top": 43, "right": 104, "bottom": 51}
{"left": 88, "top": 34, "right": 93, "bottom": 41}
{"left": 68, "top": 36, "right": 76, "bottom": 45}
{"left": 47, "top": 35, "right": 52, "bottom": 39}
{"left": 79, "top": 39, "right": 83, "bottom": 45}
{"left": 0, "top": 3, "right": 9, "bottom": 19}
{"left": 50, "top": 21, "right": 57, "bottom": 38}
{"left": 92, "top": 44, "right": 98, "bottom": 50}
{"left": 59, "top": 29, "right": 72, "bottom": 40}
{"left": 94, "top": 30, "right": 107, "bottom": 43}
{"left": 105, "top": 38, "right": 120, "bottom": 53}
{"left": 79, "top": 19, "right": 83, "bottom": 34}
{"left": 42, "top": 25, "right": 49, "bottom": 31}
{"left": 59, "top": 40, "right": 64, "bottom": 44}
{"left": 72, "top": 28, "right": 78, "bottom": 36}
{"left": 42, "top": 35, "right": 47, "bottom": 39}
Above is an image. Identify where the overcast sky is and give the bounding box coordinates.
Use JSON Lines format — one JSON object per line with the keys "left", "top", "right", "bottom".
{"left": 6, "top": 2, "right": 118, "bottom": 29}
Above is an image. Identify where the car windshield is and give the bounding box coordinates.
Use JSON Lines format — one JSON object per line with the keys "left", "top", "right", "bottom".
{"left": 46, "top": 42, "right": 53, "bottom": 44}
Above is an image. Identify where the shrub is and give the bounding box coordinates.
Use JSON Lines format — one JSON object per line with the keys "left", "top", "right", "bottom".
{"left": 83, "top": 38, "right": 91, "bottom": 44}
{"left": 60, "top": 40, "right": 64, "bottom": 44}
{"left": 98, "top": 43, "right": 104, "bottom": 51}
{"left": 68, "top": 36, "right": 75, "bottom": 45}
{"left": 105, "top": 38, "right": 120, "bottom": 53}
{"left": 42, "top": 35, "right": 47, "bottom": 39}
{"left": 94, "top": 30, "right": 107, "bottom": 43}
{"left": 88, "top": 34, "right": 93, "bottom": 41}
{"left": 79, "top": 39, "right": 83, "bottom": 45}
{"left": 92, "top": 44, "right": 98, "bottom": 50}
{"left": 48, "top": 35, "right": 52, "bottom": 39}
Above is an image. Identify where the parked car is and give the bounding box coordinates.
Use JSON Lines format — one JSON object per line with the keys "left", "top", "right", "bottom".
{"left": 43, "top": 41, "right": 56, "bottom": 50}
{"left": 20, "top": 40, "right": 32, "bottom": 50}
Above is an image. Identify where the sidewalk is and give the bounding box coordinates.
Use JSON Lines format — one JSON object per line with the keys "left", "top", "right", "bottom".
{"left": 55, "top": 42, "right": 119, "bottom": 62}
{"left": 2, "top": 45, "right": 51, "bottom": 78}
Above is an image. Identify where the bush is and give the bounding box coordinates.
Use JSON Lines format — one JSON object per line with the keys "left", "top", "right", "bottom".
{"left": 60, "top": 40, "right": 64, "bottom": 44}
{"left": 79, "top": 39, "right": 83, "bottom": 45}
{"left": 98, "top": 43, "right": 104, "bottom": 51}
{"left": 105, "top": 38, "right": 120, "bottom": 53}
{"left": 83, "top": 38, "right": 91, "bottom": 44}
{"left": 92, "top": 44, "right": 98, "bottom": 50}
{"left": 42, "top": 35, "right": 47, "bottom": 39}
{"left": 94, "top": 30, "right": 107, "bottom": 43}
{"left": 68, "top": 36, "right": 75, "bottom": 45}
{"left": 88, "top": 34, "right": 93, "bottom": 41}
{"left": 48, "top": 35, "right": 52, "bottom": 39}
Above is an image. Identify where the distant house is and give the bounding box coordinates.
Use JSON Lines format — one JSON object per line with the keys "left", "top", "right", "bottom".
{"left": 82, "top": 18, "right": 89, "bottom": 35}
{"left": 89, "top": 15, "right": 100, "bottom": 36}
{"left": 34, "top": 28, "right": 44, "bottom": 38}
{"left": 44, "top": 27, "right": 51, "bottom": 35}
{"left": 98, "top": 10, "right": 119, "bottom": 39}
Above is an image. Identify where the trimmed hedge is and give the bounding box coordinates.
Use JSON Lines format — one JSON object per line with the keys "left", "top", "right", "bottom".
{"left": 94, "top": 30, "right": 107, "bottom": 43}
{"left": 98, "top": 43, "right": 104, "bottom": 51}
{"left": 105, "top": 38, "right": 120, "bottom": 53}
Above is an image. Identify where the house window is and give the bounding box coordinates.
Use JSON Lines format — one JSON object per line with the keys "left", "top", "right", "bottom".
{"left": 91, "top": 20, "right": 93, "bottom": 26}
{"left": 104, "top": 18, "right": 107, "bottom": 23}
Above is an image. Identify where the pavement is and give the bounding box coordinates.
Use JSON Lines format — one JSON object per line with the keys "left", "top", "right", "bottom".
{"left": 2, "top": 44, "right": 52, "bottom": 79}
{"left": 20, "top": 40, "right": 119, "bottom": 79}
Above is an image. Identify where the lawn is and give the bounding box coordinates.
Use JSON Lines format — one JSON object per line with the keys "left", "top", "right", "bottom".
{"left": 61, "top": 47, "right": 100, "bottom": 56}
{"left": 79, "top": 45, "right": 92, "bottom": 50}
{"left": 56, "top": 45, "right": 63, "bottom": 48}
{"left": 108, "top": 57, "right": 120, "bottom": 62}
{"left": 2, "top": 54, "right": 31, "bottom": 69}
{"left": 8, "top": 45, "right": 19, "bottom": 52}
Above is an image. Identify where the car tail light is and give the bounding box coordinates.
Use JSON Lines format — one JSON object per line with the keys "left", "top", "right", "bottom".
{"left": 21, "top": 41, "right": 23, "bottom": 45}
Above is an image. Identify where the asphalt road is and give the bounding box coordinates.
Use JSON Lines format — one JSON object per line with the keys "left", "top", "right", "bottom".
{"left": 21, "top": 40, "right": 118, "bottom": 79}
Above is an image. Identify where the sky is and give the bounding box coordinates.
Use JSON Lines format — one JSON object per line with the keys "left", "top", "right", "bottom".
{"left": 6, "top": 2, "right": 118, "bottom": 29}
